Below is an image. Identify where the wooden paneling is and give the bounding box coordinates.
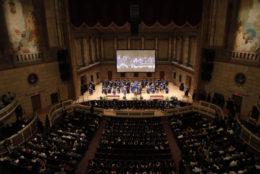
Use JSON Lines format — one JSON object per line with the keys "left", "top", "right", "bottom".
{"left": 117, "top": 39, "right": 127, "bottom": 49}
{"left": 144, "top": 39, "right": 155, "bottom": 49}
{"left": 158, "top": 39, "right": 168, "bottom": 60}
{"left": 103, "top": 39, "right": 114, "bottom": 59}
{"left": 131, "top": 39, "right": 142, "bottom": 49}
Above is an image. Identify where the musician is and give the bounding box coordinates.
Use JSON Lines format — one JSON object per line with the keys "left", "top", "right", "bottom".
{"left": 147, "top": 87, "right": 150, "bottom": 94}
{"left": 102, "top": 87, "right": 106, "bottom": 94}
{"left": 166, "top": 87, "right": 169, "bottom": 94}
{"left": 123, "top": 87, "right": 127, "bottom": 96}
{"left": 89, "top": 87, "right": 93, "bottom": 95}
{"left": 107, "top": 86, "right": 111, "bottom": 93}
{"left": 117, "top": 86, "right": 120, "bottom": 93}
{"left": 151, "top": 87, "right": 156, "bottom": 94}
{"left": 113, "top": 89, "right": 116, "bottom": 95}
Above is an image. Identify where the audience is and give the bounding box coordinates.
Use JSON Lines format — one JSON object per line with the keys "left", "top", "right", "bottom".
{"left": 87, "top": 117, "right": 176, "bottom": 174}
{"left": 1, "top": 94, "right": 260, "bottom": 174}
{"left": 169, "top": 112, "right": 260, "bottom": 174}
{"left": 0, "top": 110, "right": 101, "bottom": 174}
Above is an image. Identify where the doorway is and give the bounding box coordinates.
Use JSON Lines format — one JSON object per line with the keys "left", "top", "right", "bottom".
{"left": 186, "top": 75, "right": 192, "bottom": 89}
{"left": 31, "top": 94, "right": 41, "bottom": 112}
{"left": 50, "top": 93, "right": 58, "bottom": 105}
{"left": 108, "top": 71, "right": 112, "bottom": 80}
{"left": 160, "top": 71, "right": 165, "bottom": 80}
{"left": 232, "top": 94, "right": 243, "bottom": 113}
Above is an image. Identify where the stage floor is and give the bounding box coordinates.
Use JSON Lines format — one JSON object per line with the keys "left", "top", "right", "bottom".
{"left": 76, "top": 82, "right": 192, "bottom": 103}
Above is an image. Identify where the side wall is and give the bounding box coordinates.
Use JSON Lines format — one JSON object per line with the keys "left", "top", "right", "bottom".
{"left": 203, "top": 62, "right": 260, "bottom": 120}
{"left": 0, "top": 62, "right": 69, "bottom": 115}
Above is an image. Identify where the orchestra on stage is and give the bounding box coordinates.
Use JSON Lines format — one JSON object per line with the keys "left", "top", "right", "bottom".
{"left": 99, "top": 80, "right": 170, "bottom": 96}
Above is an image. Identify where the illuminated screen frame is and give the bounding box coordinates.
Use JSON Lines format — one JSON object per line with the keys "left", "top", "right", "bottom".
{"left": 116, "top": 50, "right": 156, "bottom": 73}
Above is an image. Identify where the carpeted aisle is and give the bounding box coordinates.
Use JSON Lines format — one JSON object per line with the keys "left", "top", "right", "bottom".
{"left": 76, "top": 118, "right": 107, "bottom": 174}
{"left": 162, "top": 117, "right": 190, "bottom": 174}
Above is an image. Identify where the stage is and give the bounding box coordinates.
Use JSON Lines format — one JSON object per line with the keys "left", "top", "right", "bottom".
{"left": 76, "top": 82, "right": 192, "bottom": 103}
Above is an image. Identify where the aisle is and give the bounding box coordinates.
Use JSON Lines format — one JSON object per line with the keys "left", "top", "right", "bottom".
{"left": 76, "top": 118, "right": 107, "bottom": 174}
{"left": 162, "top": 117, "right": 190, "bottom": 174}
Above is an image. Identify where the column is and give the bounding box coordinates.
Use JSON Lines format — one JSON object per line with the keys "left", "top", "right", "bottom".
{"left": 155, "top": 37, "right": 158, "bottom": 58}
{"left": 80, "top": 38, "right": 85, "bottom": 67}
{"left": 183, "top": 36, "right": 189, "bottom": 65}
{"left": 168, "top": 37, "right": 172, "bottom": 61}
{"left": 74, "top": 39, "right": 81, "bottom": 68}
{"left": 128, "top": 37, "right": 131, "bottom": 49}
{"left": 141, "top": 37, "right": 144, "bottom": 49}
{"left": 88, "top": 37, "right": 93, "bottom": 64}
{"left": 178, "top": 36, "right": 184, "bottom": 64}
{"left": 174, "top": 37, "right": 178, "bottom": 61}
{"left": 187, "top": 36, "right": 192, "bottom": 67}
{"left": 114, "top": 37, "right": 117, "bottom": 58}
{"left": 91, "top": 37, "right": 96, "bottom": 62}
{"left": 101, "top": 38, "right": 104, "bottom": 60}
{"left": 190, "top": 37, "right": 197, "bottom": 67}
{"left": 83, "top": 38, "right": 89, "bottom": 66}
{"left": 96, "top": 37, "right": 100, "bottom": 61}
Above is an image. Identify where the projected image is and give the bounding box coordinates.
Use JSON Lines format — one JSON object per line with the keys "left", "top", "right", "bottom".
{"left": 117, "top": 50, "right": 155, "bottom": 72}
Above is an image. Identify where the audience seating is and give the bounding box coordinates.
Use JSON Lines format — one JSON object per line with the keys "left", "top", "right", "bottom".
{"left": 169, "top": 112, "right": 260, "bottom": 174}
{"left": 0, "top": 111, "right": 101, "bottom": 174}
{"left": 87, "top": 117, "right": 176, "bottom": 174}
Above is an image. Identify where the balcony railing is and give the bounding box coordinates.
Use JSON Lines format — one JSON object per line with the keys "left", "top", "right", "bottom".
{"left": 0, "top": 116, "right": 38, "bottom": 155}
{"left": 0, "top": 97, "right": 18, "bottom": 122}
{"left": 15, "top": 52, "right": 43, "bottom": 63}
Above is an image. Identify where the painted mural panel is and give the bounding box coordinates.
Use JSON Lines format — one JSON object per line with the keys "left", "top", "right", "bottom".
{"left": 234, "top": 0, "right": 260, "bottom": 52}
{"left": 2, "top": 0, "right": 39, "bottom": 54}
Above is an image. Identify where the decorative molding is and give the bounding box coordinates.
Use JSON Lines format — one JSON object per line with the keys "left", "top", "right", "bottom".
{"left": 71, "top": 21, "right": 200, "bottom": 34}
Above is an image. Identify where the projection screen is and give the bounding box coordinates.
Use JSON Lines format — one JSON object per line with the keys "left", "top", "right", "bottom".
{"left": 116, "top": 50, "right": 155, "bottom": 72}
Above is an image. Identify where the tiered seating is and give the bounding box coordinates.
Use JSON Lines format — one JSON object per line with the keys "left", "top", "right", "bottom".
{"left": 0, "top": 111, "right": 101, "bottom": 174}
{"left": 169, "top": 113, "right": 260, "bottom": 174}
{"left": 87, "top": 117, "right": 176, "bottom": 174}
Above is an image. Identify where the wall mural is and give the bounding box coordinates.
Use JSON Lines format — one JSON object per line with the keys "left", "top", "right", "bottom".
{"left": 2, "top": 0, "right": 39, "bottom": 54}
{"left": 234, "top": 0, "right": 260, "bottom": 52}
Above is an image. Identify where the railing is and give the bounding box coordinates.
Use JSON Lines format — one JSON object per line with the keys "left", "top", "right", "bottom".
{"left": 164, "top": 101, "right": 222, "bottom": 119}
{"left": 197, "top": 100, "right": 225, "bottom": 119}
{"left": 0, "top": 116, "right": 38, "bottom": 155}
{"left": 236, "top": 116, "right": 260, "bottom": 152}
{"left": 48, "top": 100, "right": 74, "bottom": 127}
{"left": 115, "top": 110, "right": 155, "bottom": 117}
{"left": 230, "top": 51, "right": 259, "bottom": 61}
{"left": 0, "top": 97, "right": 18, "bottom": 122}
{"left": 229, "top": 51, "right": 260, "bottom": 66}
{"left": 15, "top": 52, "right": 43, "bottom": 63}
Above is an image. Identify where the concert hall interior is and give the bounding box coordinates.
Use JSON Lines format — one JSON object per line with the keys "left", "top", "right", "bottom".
{"left": 0, "top": 0, "right": 260, "bottom": 174}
